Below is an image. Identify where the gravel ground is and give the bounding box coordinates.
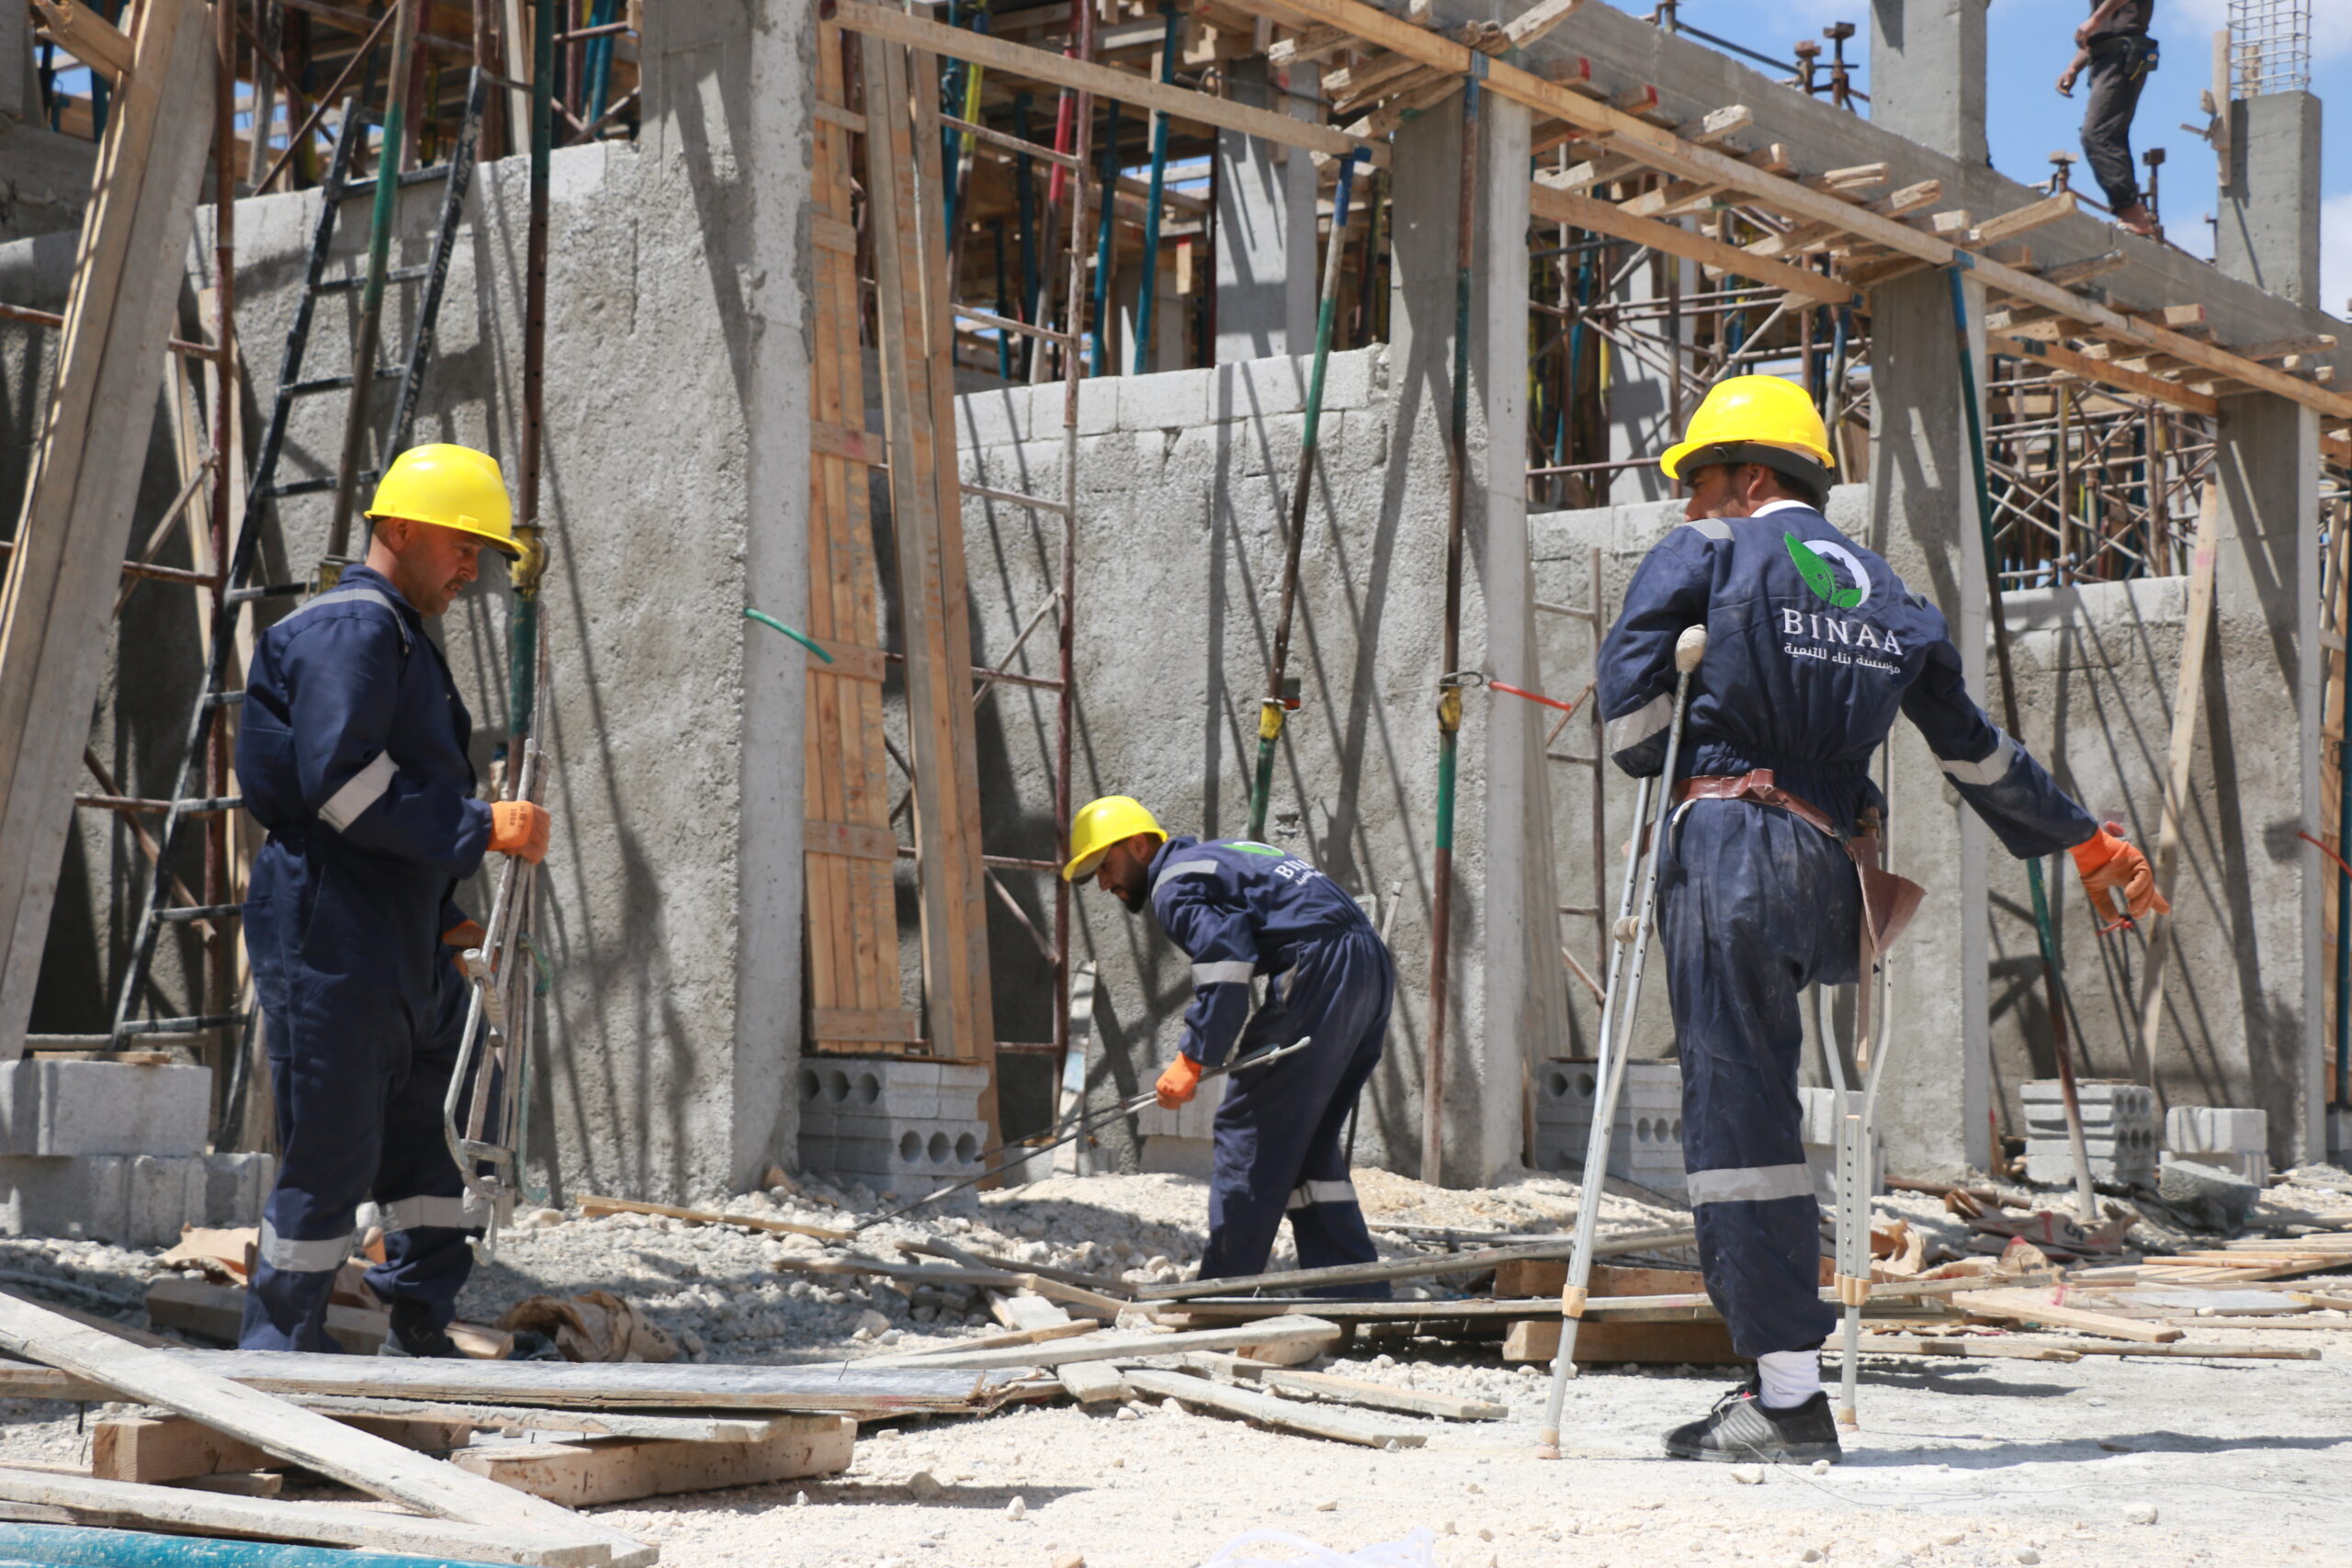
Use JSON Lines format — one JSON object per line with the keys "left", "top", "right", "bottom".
{"left": 0, "top": 1166, "right": 2344, "bottom": 1567}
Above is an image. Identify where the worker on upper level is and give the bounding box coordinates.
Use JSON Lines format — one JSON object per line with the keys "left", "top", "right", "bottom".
{"left": 2058, "top": 0, "right": 2159, "bottom": 237}
{"left": 1065, "top": 797, "right": 1392, "bottom": 1292}
{"left": 237, "top": 444, "right": 551, "bottom": 1358}
{"left": 1597, "top": 376, "right": 2164, "bottom": 1463}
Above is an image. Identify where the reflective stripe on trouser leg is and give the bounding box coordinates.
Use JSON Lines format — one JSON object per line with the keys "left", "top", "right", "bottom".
{"left": 1201, "top": 928, "right": 1394, "bottom": 1295}
{"left": 1659, "top": 799, "right": 1852, "bottom": 1359}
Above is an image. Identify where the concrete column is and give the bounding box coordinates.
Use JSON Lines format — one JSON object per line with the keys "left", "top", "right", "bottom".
{"left": 2211, "top": 392, "right": 2324, "bottom": 1163}
{"left": 2216, "top": 92, "right": 2322, "bottom": 310}
{"left": 1212, "top": 61, "right": 1315, "bottom": 361}
{"left": 1386, "top": 73, "right": 1560, "bottom": 1185}
{"left": 1867, "top": 0, "right": 1988, "bottom": 165}
{"left": 1864, "top": 269, "right": 1991, "bottom": 1178}
{"left": 1602, "top": 244, "right": 1691, "bottom": 506}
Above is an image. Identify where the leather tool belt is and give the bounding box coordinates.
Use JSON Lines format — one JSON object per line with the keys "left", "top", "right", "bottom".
{"left": 1671, "top": 769, "right": 1926, "bottom": 955}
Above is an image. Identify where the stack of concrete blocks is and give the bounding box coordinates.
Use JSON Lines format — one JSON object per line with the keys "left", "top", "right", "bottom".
{"left": 2021, "top": 1079, "right": 2158, "bottom": 1188}
{"left": 0, "top": 1061, "right": 272, "bottom": 1245}
{"left": 1531, "top": 1059, "right": 1687, "bottom": 1201}
{"left": 795, "top": 1058, "right": 991, "bottom": 1198}
{"left": 2163, "top": 1106, "right": 2270, "bottom": 1188}
{"left": 1797, "top": 1087, "right": 1885, "bottom": 1208}
{"left": 1136, "top": 1082, "right": 1216, "bottom": 1180}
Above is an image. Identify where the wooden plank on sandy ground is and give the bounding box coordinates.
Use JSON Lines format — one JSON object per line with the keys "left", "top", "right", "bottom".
{"left": 0, "top": 1292, "right": 646, "bottom": 1565}
{"left": 449, "top": 1418, "right": 854, "bottom": 1507}
{"left": 1125, "top": 1370, "right": 1426, "bottom": 1449}
{"left": 0, "top": 1469, "right": 609, "bottom": 1567}
{"left": 92, "top": 1413, "right": 478, "bottom": 1483}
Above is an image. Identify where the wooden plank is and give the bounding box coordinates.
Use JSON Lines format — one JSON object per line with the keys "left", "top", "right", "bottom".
{"left": 1500, "top": 1317, "right": 1740, "bottom": 1365}
{"left": 804, "top": 819, "right": 898, "bottom": 863}
{"left": 92, "top": 1413, "right": 479, "bottom": 1483}
{"left": 1124, "top": 1370, "right": 1425, "bottom": 1449}
{"left": 1206, "top": 1358, "right": 1506, "bottom": 1420}
{"left": 1837, "top": 1336, "right": 2081, "bottom": 1362}
{"left": 143, "top": 1277, "right": 512, "bottom": 1359}
{"left": 1268, "top": 0, "right": 2352, "bottom": 421}
{"left": 2129, "top": 484, "right": 2218, "bottom": 1077}
{"left": 1528, "top": 180, "right": 1849, "bottom": 304}
{"left": 450, "top": 1418, "right": 854, "bottom": 1507}
{"left": 296, "top": 1394, "right": 810, "bottom": 1444}
{"left": 1134, "top": 1231, "right": 1694, "bottom": 1303}
{"left": 1493, "top": 1259, "right": 1701, "bottom": 1299}
{"left": 809, "top": 419, "right": 881, "bottom": 465}
{"left": 0, "top": 1470, "right": 612, "bottom": 1566}
{"left": 808, "top": 1007, "right": 924, "bottom": 1044}
{"left": 1057, "top": 1360, "right": 1128, "bottom": 1404}
{"left": 1989, "top": 332, "right": 2219, "bottom": 417}
{"left": 862, "top": 33, "right": 1000, "bottom": 1125}
{"left": 1969, "top": 191, "right": 2078, "bottom": 246}
{"left": 0, "top": 1294, "right": 645, "bottom": 1563}
{"left": 885, "top": 1315, "right": 1340, "bottom": 1371}
{"left": 862, "top": 1319, "right": 1103, "bottom": 1365}
{"left": 0, "top": 0, "right": 218, "bottom": 1055}
{"left": 1953, "top": 1287, "right": 2186, "bottom": 1343}
{"left": 832, "top": 0, "right": 1379, "bottom": 164}
{"left": 28, "top": 0, "right": 133, "bottom": 84}
{"left": 574, "top": 1193, "right": 852, "bottom": 1242}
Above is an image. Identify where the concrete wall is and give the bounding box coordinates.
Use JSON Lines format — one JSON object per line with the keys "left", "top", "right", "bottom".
{"left": 7, "top": 0, "right": 818, "bottom": 1204}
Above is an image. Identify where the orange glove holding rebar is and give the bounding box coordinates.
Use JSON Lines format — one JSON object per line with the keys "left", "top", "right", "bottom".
{"left": 2071, "top": 820, "right": 2167, "bottom": 923}
{"left": 443, "top": 919, "right": 485, "bottom": 976}
{"left": 1156, "top": 1054, "right": 1205, "bottom": 1111}
{"left": 489, "top": 801, "right": 550, "bottom": 864}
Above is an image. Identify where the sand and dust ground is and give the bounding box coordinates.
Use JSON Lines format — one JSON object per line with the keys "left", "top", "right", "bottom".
{"left": 0, "top": 1164, "right": 2346, "bottom": 1568}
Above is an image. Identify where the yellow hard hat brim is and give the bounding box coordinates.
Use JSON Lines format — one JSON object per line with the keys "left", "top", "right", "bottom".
{"left": 367, "top": 510, "right": 526, "bottom": 560}
{"left": 1657, "top": 435, "right": 1707, "bottom": 483}
{"left": 1061, "top": 847, "right": 1110, "bottom": 884}
{"left": 1657, "top": 435, "right": 1836, "bottom": 483}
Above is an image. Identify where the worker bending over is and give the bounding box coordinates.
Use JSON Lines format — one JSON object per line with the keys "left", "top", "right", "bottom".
{"left": 1065, "top": 798, "right": 1391, "bottom": 1290}
{"left": 1599, "top": 377, "right": 2163, "bottom": 1462}
{"left": 2057, "top": 0, "right": 2158, "bottom": 237}
{"left": 238, "top": 445, "right": 551, "bottom": 1356}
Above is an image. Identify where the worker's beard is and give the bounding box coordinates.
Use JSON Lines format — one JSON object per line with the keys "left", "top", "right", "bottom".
{"left": 1114, "top": 874, "right": 1150, "bottom": 915}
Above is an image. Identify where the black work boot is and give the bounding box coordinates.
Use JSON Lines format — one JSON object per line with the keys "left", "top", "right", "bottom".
{"left": 378, "top": 1298, "right": 464, "bottom": 1359}
{"left": 1663, "top": 1377, "right": 1843, "bottom": 1464}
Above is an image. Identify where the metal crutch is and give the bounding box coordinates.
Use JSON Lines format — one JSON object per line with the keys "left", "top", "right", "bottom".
{"left": 1537, "top": 623, "right": 1707, "bottom": 1459}
{"left": 1831, "top": 768, "right": 1901, "bottom": 1427}
{"left": 444, "top": 738, "right": 547, "bottom": 1256}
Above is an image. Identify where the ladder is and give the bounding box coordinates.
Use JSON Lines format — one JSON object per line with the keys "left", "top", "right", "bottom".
{"left": 108, "top": 73, "right": 491, "bottom": 1047}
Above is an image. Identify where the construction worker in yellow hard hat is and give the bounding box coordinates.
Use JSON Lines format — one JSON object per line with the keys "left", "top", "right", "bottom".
{"left": 1065, "top": 795, "right": 1396, "bottom": 1292}
{"left": 1593, "top": 376, "right": 2160, "bottom": 1463}
{"left": 235, "top": 442, "right": 555, "bottom": 1360}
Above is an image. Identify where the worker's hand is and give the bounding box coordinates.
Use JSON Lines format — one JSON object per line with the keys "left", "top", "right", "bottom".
{"left": 490, "top": 800, "right": 551, "bottom": 863}
{"left": 2055, "top": 67, "right": 2077, "bottom": 97}
{"left": 1155, "top": 1054, "right": 1205, "bottom": 1111}
{"left": 443, "top": 919, "right": 485, "bottom": 976}
{"left": 2073, "top": 21, "right": 2093, "bottom": 47}
{"left": 2071, "top": 820, "right": 2167, "bottom": 923}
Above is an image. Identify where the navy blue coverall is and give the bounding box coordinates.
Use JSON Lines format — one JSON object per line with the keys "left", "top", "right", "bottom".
{"left": 1598, "top": 499, "right": 2096, "bottom": 1358}
{"left": 235, "top": 566, "right": 495, "bottom": 1350}
{"left": 1147, "top": 837, "right": 1394, "bottom": 1288}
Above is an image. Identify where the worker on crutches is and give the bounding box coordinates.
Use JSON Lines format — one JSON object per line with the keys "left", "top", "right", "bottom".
{"left": 1576, "top": 375, "right": 2164, "bottom": 1463}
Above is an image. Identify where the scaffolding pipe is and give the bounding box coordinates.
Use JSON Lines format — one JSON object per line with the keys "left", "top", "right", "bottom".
{"left": 1424, "top": 65, "right": 1483, "bottom": 1187}
{"left": 1130, "top": 2, "right": 1178, "bottom": 374}
{"left": 1245, "top": 150, "right": 1363, "bottom": 841}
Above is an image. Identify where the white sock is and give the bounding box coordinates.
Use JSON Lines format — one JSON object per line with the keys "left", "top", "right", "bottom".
{"left": 1755, "top": 1348, "right": 1822, "bottom": 1409}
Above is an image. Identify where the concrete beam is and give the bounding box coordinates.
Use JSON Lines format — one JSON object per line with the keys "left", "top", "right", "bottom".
{"left": 2217, "top": 92, "right": 2322, "bottom": 313}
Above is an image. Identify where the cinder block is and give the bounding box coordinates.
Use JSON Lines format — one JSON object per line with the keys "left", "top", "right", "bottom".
{"left": 0, "top": 1061, "right": 211, "bottom": 1157}
{"left": 1075, "top": 375, "right": 1120, "bottom": 436}
{"left": 2165, "top": 1105, "right": 2267, "bottom": 1154}
{"left": 1213, "top": 356, "right": 1307, "bottom": 420}
{"left": 1317, "top": 347, "right": 1378, "bottom": 412}
{"left": 956, "top": 385, "right": 1033, "bottom": 447}
{"left": 0, "top": 1152, "right": 273, "bottom": 1246}
{"left": 796, "top": 1060, "right": 985, "bottom": 1123}
{"left": 2023, "top": 1138, "right": 2155, "bottom": 1189}
{"left": 1530, "top": 1059, "right": 1684, "bottom": 1199}
{"left": 1116, "top": 366, "right": 1211, "bottom": 431}
{"left": 2020, "top": 1081, "right": 2155, "bottom": 1168}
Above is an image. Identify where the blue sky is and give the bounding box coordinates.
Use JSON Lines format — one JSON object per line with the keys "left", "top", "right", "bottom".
{"left": 1690, "top": 0, "right": 2349, "bottom": 320}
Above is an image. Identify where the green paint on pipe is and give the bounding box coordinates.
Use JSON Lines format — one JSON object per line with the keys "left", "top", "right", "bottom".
{"left": 744, "top": 606, "right": 835, "bottom": 663}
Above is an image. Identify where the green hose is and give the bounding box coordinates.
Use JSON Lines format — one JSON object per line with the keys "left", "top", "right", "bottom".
{"left": 744, "top": 606, "right": 834, "bottom": 663}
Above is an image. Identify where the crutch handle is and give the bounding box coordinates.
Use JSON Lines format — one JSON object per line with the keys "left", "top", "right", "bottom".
{"left": 1674, "top": 624, "right": 1708, "bottom": 672}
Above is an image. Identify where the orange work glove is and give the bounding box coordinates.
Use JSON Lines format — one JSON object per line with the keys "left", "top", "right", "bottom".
{"left": 489, "top": 800, "right": 551, "bottom": 863}
{"left": 1156, "top": 1054, "right": 1205, "bottom": 1111}
{"left": 443, "top": 919, "right": 485, "bottom": 976}
{"left": 2070, "top": 820, "right": 2168, "bottom": 923}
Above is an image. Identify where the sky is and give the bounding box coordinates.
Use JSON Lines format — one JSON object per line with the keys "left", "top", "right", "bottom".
{"left": 1685, "top": 0, "right": 2350, "bottom": 321}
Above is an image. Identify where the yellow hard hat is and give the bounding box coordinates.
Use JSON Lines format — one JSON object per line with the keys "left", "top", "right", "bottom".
{"left": 1062, "top": 795, "right": 1167, "bottom": 883}
{"left": 366, "top": 444, "right": 522, "bottom": 558}
{"left": 1657, "top": 375, "right": 1836, "bottom": 501}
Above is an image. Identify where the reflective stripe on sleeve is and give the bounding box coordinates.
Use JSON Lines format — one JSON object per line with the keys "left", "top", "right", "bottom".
{"left": 1938, "top": 730, "right": 2018, "bottom": 788}
{"left": 318, "top": 751, "right": 399, "bottom": 832}
{"left": 1678, "top": 517, "right": 1734, "bottom": 542}
{"left": 1685, "top": 1164, "right": 1815, "bottom": 1207}
{"left": 380, "top": 1193, "right": 485, "bottom": 1234}
{"left": 1192, "top": 960, "right": 1255, "bottom": 987}
{"left": 259, "top": 1218, "right": 356, "bottom": 1273}
{"left": 1152, "top": 858, "right": 1220, "bottom": 896}
{"left": 1604, "top": 691, "right": 1674, "bottom": 756}
{"left": 1286, "top": 1179, "right": 1359, "bottom": 1211}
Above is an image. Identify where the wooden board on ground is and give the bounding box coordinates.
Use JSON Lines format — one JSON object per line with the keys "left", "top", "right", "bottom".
{"left": 1492, "top": 1259, "right": 1703, "bottom": 1299}
{"left": 1124, "top": 1370, "right": 1426, "bottom": 1449}
{"left": 0, "top": 1469, "right": 610, "bottom": 1567}
{"left": 862, "top": 1319, "right": 1101, "bottom": 1365}
{"left": 576, "top": 1194, "right": 850, "bottom": 1243}
{"left": 144, "top": 1276, "right": 513, "bottom": 1358}
{"left": 878, "top": 1316, "right": 1340, "bottom": 1371}
{"left": 0, "top": 1292, "right": 644, "bottom": 1564}
{"left": 1057, "top": 1360, "right": 1128, "bottom": 1404}
{"left": 450, "top": 1417, "right": 854, "bottom": 1508}
{"left": 1836, "top": 1336, "right": 2081, "bottom": 1362}
{"left": 1501, "top": 1317, "right": 1740, "bottom": 1366}
{"left": 1954, "top": 1288, "right": 2186, "bottom": 1343}
{"left": 298, "top": 1394, "right": 812, "bottom": 1444}
{"left": 92, "top": 1413, "right": 477, "bottom": 1483}
{"left": 1186, "top": 1356, "right": 1506, "bottom": 1420}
